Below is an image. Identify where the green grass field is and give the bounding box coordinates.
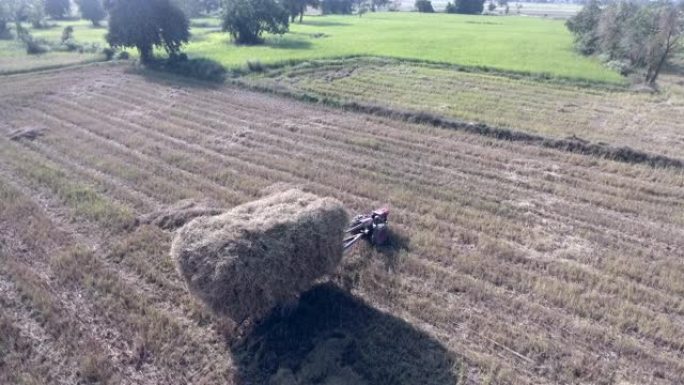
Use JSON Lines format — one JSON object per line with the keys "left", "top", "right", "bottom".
{"left": 0, "top": 13, "right": 621, "bottom": 83}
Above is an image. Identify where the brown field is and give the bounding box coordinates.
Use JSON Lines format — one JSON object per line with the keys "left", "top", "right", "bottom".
{"left": 1, "top": 63, "right": 684, "bottom": 385}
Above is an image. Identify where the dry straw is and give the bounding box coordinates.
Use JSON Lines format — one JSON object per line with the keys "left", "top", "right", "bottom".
{"left": 136, "top": 199, "right": 223, "bottom": 230}
{"left": 171, "top": 189, "right": 348, "bottom": 322}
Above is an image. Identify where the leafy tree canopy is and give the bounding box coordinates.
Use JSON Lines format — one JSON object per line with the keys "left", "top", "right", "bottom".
{"left": 45, "top": 0, "right": 70, "bottom": 19}
{"left": 107, "top": 0, "right": 189, "bottom": 63}
{"left": 77, "top": 0, "right": 106, "bottom": 26}
{"left": 222, "top": 0, "right": 289, "bottom": 44}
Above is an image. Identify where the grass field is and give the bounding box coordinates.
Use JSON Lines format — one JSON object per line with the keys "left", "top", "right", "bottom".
{"left": 0, "top": 13, "right": 622, "bottom": 82}
{"left": 244, "top": 57, "right": 684, "bottom": 157}
{"left": 1, "top": 64, "right": 683, "bottom": 385}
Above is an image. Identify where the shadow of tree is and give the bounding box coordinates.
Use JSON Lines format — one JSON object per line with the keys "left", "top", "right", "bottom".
{"left": 266, "top": 36, "right": 313, "bottom": 50}
{"left": 231, "top": 283, "right": 458, "bottom": 385}
{"left": 300, "top": 20, "right": 351, "bottom": 27}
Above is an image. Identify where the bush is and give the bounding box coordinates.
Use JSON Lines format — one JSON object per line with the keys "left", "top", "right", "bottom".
{"left": 117, "top": 51, "right": 130, "bottom": 60}
{"left": 415, "top": 0, "right": 434, "bottom": 13}
{"left": 57, "top": 38, "right": 81, "bottom": 51}
{"left": 103, "top": 47, "right": 115, "bottom": 60}
{"left": 18, "top": 28, "right": 50, "bottom": 54}
{"left": 162, "top": 56, "right": 227, "bottom": 82}
{"left": 247, "top": 59, "right": 265, "bottom": 72}
{"left": 604, "top": 59, "right": 633, "bottom": 76}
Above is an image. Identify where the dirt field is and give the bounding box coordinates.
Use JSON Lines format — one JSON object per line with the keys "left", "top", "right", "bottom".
{"left": 1, "top": 63, "right": 684, "bottom": 385}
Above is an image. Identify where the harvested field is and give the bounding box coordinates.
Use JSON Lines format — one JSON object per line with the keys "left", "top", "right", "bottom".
{"left": 244, "top": 58, "right": 684, "bottom": 157}
{"left": 1, "top": 63, "right": 684, "bottom": 384}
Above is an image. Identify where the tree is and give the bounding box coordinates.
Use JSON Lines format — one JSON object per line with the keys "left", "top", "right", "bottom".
{"left": 633, "top": 1, "right": 682, "bottom": 84}
{"left": 1, "top": 0, "right": 45, "bottom": 35}
{"left": 565, "top": 0, "right": 601, "bottom": 54}
{"left": 222, "top": 0, "right": 289, "bottom": 44}
{"left": 414, "top": 0, "right": 433, "bottom": 13}
{"left": 45, "top": 0, "right": 70, "bottom": 19}
{"left": 568, "top": 0, "right": 683, "bottom": 84}
{"left": 0, "top": 0, "right": 19, "bottom": 36}
{"left": 448, "top": 0, "right": 484, "bottom": 15}
{"left": 320, "top": 0, "right": 354, "bottom": 14}
{"left": 487, "top": 1, "right": 496, "bottom": 12}
{"left": 371, "top": 0, "right": 389, "bottom": 12}
{"left": 174, "top": 0, "right": 220, "bottom": 17}
{"left": 77, "top": 0, "right": 106, "bottom": 26}
{"left": 282, "top": 0, "right": 319, "bottom": 22}
{"left": 107, "top": 0, "right": 189, "bottom": 63}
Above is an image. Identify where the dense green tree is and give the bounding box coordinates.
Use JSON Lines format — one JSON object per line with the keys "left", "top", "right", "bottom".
{"left": 107, "top": 0, "right": 189, "bottom": 63}
{"left": 320, "top": 0, "right": 354, "bottom": 14}
{"left": 630, "top": 1, "right": 682, "bottom": 84}
{"left": 566, "top": 0, "right": 601, "bottom": 54}
{"left": 415, "top": 0, "right": 433, "bottom": 13}
{"left": 222, "top": 0, "right": 289, "bottom": 44}
{"left": 282, "top": 0, "right": 319, "bottom": 22}
{"left": 45, "top": 0, "right": 70, "bottom": 19}
{"left": 370, "top": 0, "right": 389, "bottom": 11}
{"left": 568, "top": 0, "right": 683, "bottom": 84}
{"left": 453, "top": 0, "right": 484, "bottom": 14}
{"left": 596, "top": 0, "right": 638, "bottom": 59}
{"left": 77, "top": 0, "right": 106, "bottom": 26}
{"left": 0, "top": 0, "right": 19, "bottom": 36}
{"left": 1, "top": 0, "right": 45, "bottom": 35}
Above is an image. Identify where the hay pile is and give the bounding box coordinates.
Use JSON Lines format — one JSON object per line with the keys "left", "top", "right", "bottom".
{"left": 171, "top": 189, "right": 348, "bottom": 322}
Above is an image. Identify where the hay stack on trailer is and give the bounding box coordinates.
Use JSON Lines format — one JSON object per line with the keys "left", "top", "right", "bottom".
{"left": 171, "top": 189, "right": 348, "bottom": 322}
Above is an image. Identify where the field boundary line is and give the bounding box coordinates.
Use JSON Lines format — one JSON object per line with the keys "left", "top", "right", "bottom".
{"left": 0, "top": 58, "right": 117, "bottom": 78}
{"left": 230, "top": 78, "right": 684, "bottom": 170}
{"left": 234, "top": 55, "right": 628, "bottom": 90}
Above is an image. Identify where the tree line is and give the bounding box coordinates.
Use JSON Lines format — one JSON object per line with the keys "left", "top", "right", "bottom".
{"left": 567, "top": 0, "right": 683, "bottom": 84}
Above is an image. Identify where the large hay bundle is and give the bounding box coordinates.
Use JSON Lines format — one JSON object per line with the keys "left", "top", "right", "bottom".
{"left": 171, "top": 189, "right": 348, "bottom": 322}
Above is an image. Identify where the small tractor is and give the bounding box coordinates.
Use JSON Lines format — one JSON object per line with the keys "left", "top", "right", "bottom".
{"left": 343, "top": 207, "right": 390, "bottom": 251}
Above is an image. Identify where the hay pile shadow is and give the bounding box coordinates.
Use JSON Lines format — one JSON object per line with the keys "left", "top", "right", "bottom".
{"left": 373, "top": 227, "right": 411, "bottom": 271}
{"left": 8, "top": 126, "right": 46, "bottom": 141}
{"left": 231, "top": 283, "right": 458, "bottom": 385}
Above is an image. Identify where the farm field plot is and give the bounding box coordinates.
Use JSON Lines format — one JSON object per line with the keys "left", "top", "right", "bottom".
{"left": 1, "top": 64, "right": 684, "bottom": 385}
{"left": 245, "top": 58, "right": 684, "bottom": 157}
{"left": 0, "top": 13, "right": 621, "bottom": 83}
{"left": 0, "top": 38, "right": 102, "bottom": 75}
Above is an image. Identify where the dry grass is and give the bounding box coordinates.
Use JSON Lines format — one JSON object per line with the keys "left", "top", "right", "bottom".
{"left": 0, "top": 64, "right": 683, "bottom": 384}
{"left": 243, "top": 58, "right": 684, "bottom": 158}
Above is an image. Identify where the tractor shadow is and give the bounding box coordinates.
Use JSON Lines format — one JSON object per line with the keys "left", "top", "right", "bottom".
{"left": 230, "top": 283, "right": 458, "bottom": 385}
{"left": 374, "top": 227, "right": 411, "bottom": 271}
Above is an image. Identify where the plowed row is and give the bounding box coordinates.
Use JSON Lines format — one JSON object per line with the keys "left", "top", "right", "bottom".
{"left": 1, "top": 64, "right": 683, "bottom": 385}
